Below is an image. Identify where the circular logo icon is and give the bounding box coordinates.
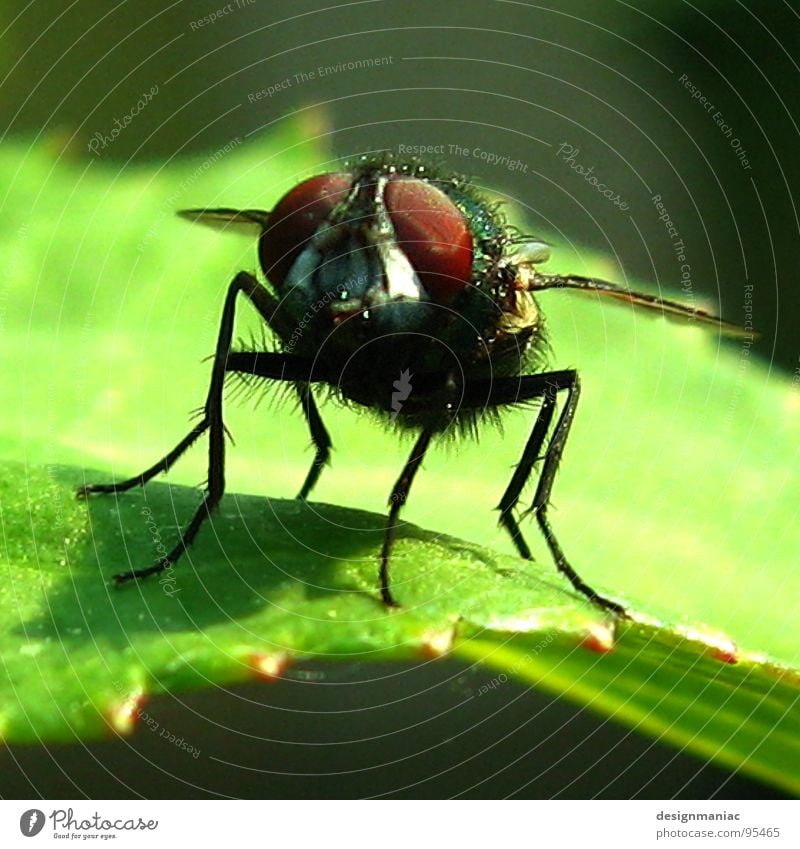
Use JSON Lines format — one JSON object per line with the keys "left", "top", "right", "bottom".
{"left": 19, "top": 810, "right": 46, "bottom": 837}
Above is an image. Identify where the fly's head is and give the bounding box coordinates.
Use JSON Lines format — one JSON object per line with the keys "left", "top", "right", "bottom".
{"left": 257, "top": 156, "right": 543, "bottom": 380}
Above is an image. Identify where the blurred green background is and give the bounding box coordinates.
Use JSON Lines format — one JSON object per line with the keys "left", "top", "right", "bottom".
{"left": 1, "top": 0, "right": 797, "bottom": 799}
{"left": 2, "top": 0, "right": 797, "bottom": 366}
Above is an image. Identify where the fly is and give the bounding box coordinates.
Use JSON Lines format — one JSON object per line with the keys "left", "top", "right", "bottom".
{"left": 77, "top": 155, "right": 746, "bottom": 616}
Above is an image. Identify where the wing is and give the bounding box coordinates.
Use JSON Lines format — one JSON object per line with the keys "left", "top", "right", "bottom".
{"left": 177, "top": 208, "right": 270, "bottom": 235}
{"left": 528, "top": 271, "right": 751, "bottom": 339}
{"left": 502, "top": 240, "right": 749, "bottom": 338}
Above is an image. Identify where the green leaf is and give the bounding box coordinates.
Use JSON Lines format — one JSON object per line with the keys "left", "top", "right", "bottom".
{"left": 0, "top": 461, "right": 607, "bottom": 741}
{"left": 1, "top": 116, "right": 798, "bottom": 793}
{"left": 455, "top": 631, "right": 800, "bottom": 796}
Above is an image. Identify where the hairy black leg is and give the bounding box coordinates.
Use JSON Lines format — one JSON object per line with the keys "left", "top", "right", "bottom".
{"left": 224, "top": 351, "right": 324, "bottom": 381}
{"left": 296, "top": 385, "right": 332, "bottom": 501}
{"left": 108, "top": 272, "right": 310, "bottom": 584}
{"left": 76, "top": 419, "right": 210, "bottom": 498}
{"left": 380, "top": 428, "right": 434, "bottom": 607}
{"left": 77, "top": 276, "right": 288, "bottom": 500}
{"left": 466, "top": 371, "right": 626, "bottom": 617}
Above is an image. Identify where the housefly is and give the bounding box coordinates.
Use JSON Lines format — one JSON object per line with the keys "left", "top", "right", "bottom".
{"left": 78, "top": 155, "right": 745, "bottom": 616}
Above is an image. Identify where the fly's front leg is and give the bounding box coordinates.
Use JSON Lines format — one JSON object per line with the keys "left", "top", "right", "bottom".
{"left": 465, "top": 371, "right": 627, "bottom": 617}
{"left": 108, "top": 272, "right": 256, "bottom": 582}
{"left": 90, "top": 272, "right": 292, "bottom": 584}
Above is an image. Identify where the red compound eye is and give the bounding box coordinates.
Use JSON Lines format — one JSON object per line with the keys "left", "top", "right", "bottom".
{"left": 385, "top": 177, "right": 473, "bottom": 303}
{"left": 259, "top": 172, "right": 353, "bottom": 286}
